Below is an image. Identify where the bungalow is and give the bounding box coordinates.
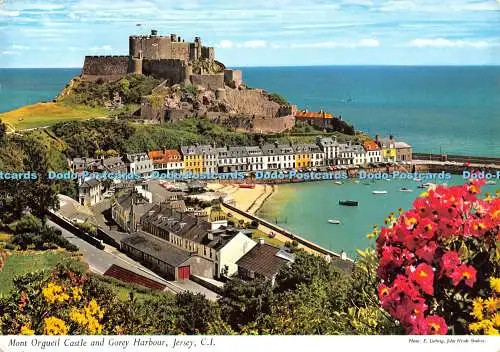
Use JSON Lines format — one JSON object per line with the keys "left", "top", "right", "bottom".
{"left": 294, "top": 110, "right": 333, "bottom": 129}
{"left": 121, "top": 231, "right": 213, "bottom": 280}
{"left": 236, "top": 240, "right": 295, "bottom": 285}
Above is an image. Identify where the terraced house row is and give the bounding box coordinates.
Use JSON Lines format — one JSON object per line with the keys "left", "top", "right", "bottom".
{"left": 69, "top": 135, "right": 412, "bottom": 177}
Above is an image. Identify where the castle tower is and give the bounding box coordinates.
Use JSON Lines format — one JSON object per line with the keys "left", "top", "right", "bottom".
{"left": 184, "top": 62, "right": 193, "bottom": 85}
{"left": 131, "top": 50, "right": 143, "bottom": 74}
{"left": 194, "top": 37, "right": 202, "bottom": 60}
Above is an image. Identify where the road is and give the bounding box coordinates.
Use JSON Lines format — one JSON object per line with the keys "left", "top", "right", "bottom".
{"left": 47, "top": 219, "right": 220, "bottom": 300}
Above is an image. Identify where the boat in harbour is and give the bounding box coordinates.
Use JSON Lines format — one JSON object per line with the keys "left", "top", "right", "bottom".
{"left": 328, "top": 219, "right": 341, "bottom": 224}
{"left": 399, "top": 187, "right": 413, "bottom": 192}
{"left": 334, "top": 181, "right": 343, "bottom": 185}
{"left": 486, "top": 180, "right": 497, "bottom": 185}
{"left": 372, "top": 190, "right": 388, "bottom": 194}
{"left": 414, "top": 178, "right": 422, "bottom": 182}
{"left": 239, "top": 184, "right": 255, "bottom": 189}
{"left": 339, "top": 200, "right": 358, "bottom": 206}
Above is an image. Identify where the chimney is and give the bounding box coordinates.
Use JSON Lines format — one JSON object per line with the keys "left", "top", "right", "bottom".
{"left": 375, "top": 135, "right": 379, "bottom": 142}
{"left": 259, "top": 238, "right": 265, "bottom": 245}
{"left": 389, "top": 135, "right": 394, "bottom": 141}
{"left": 207, "top": 232, "right": 213, "bottom": 241}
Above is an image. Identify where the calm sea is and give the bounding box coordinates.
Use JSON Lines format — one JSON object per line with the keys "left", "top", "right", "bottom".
{"left": 0, "top": 66, "right": 498, "bottom": 254}
{"left": 1, "top": 66, "right": 498, "bottom": 156}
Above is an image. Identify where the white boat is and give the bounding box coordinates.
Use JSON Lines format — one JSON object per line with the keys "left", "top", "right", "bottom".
{"left": 414, "top": 178, "right": 422, "bottom": 182}
{"left": 372, "top": 190, "right": 388, "bottom": 194}
{"left": 328, "top": 219, "right": 341, "bottom": 224}
{"left": 399, "top": 188, "right": 413, "bottom": 192}
{"left": 334, "top": 181, "right": 343, "bottom": 185}
{"left": 486, "top": 180, "right": 497, "bottom": 185}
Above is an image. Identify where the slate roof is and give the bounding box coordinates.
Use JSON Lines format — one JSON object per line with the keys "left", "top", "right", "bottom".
{"left": 122, "top": 231, "right": 191, "bottom": 267}
{"left": 236, "top": 243, "right": 291, "bottom": 278}
{"left": 80, "top": 178, "right": 101, "bottom": 188}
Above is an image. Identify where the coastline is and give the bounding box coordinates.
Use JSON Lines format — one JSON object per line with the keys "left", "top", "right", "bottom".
{"left": 207, "top": 182, "right": 277, "bottom": 215}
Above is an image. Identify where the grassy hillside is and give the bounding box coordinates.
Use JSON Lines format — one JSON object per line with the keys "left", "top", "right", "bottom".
{"left": 0, "top": 102, "right": 107, "bottom": 130}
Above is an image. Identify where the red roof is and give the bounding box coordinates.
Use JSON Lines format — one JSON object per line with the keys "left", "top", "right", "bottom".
{"left": 295, "top": 111, "right": 333, "bottom": 119}
{"left": 148, "top": 149, "right": 182, "bottom": 163}
{"left": 363, "top": 140, "right": 380, "bottom": 151}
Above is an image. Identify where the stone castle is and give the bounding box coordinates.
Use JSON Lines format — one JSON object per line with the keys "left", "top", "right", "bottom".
{"left": 82, "top": 30, "right": 294, "bottom": 133}
{"left": 82, "top": 29, "right": 242, "bottom": 89}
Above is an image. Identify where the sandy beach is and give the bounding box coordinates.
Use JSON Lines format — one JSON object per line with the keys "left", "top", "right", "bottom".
{"left": 207, "top": 182, "right": 276, "bottom": 215}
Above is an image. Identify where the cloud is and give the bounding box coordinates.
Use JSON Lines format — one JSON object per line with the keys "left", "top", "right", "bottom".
{"left": 239, "top": 40, "right": 267, "bottom": 48}
{"left": 215, "top": 40, "right": 267, "bottom": 49}
{"left": 217, "top": 40, "right": 234, "bottom": 49}
{"left": 289, "top": 38, "right": 380, "bottom": 48}
{"left": 408, "top": 38, "right": 490, "bottom": 48}
{"left": 10, "top": 45, "right": 30, "bottom": 50}
{"left": 0, "top": 51, "right": 21, "bottom": 55}
{"left": 0, "top": 10, "right": 21, "bottom": 17}
{"left": 90, "top": 45, "right": 115, "bottom": 51}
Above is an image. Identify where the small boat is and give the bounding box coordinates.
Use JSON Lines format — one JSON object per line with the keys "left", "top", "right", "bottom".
{"left": 328, "top": 219, "right": 341, "bottom": 224}
{"left": 363, "top": 182, "right": 371, "bottom": 185}
{"left": 414, "top": 178, "right": 422, "bottom": 182}
{"left": 417, "top": 184, "right": 426, "bottom": 189}
{"left": 239, "top": 184, "right": 255, "bottom": 189}
{"left": 486, "top": 180, "right": 497, "bottom": 185}
{"left": 334, "top": 181, "right": 343, "bottom": 185}
{"left": 372, "top": 190, "right": 388, "bottom": 195}
{"left": 354, "top": 180, "right": 360, "bottom": 184}
{"left": 339, "top": 200, "right": 358, "bottom": 206}
{"left": 400, "top": 188, "right": 413, "bottom": 192}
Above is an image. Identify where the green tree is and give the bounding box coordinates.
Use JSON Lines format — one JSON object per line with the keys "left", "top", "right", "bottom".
{"left": 175, "top": 292, "right": 221, "bottom": 334}
{"left": 219, "top": 278, "right": 273, "bottom": 331}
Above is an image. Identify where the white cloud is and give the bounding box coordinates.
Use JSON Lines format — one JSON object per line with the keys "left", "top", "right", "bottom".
{"left": 0, "top": 10, "right": 21, "bottom": 17}
{"left": 217, "top": 40, "right": 234, "bottom": 49}
{"left": 408, "top": 38, "right": 490, "bottom": 48}
{"left": 289, "top": 38, "right": 380, "bottom": 48}
{"left": 1, "top": 51, "right": 21, "bottom": 55}
{"left": 10, "top": 44, "right": 30, "bottom": 50}
{"left": 239, "top": 40, "right": 267, "bottom": 48}
{"left": 215, "top": 39, "right": 267, "bottom": 49}
{"left": 90, "top": 45, "right": 115, "bottom": 51}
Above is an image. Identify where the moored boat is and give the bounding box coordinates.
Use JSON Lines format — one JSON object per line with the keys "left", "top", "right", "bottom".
{"left": 399, "top": 187, "right": 413, "bottom": 192}
{"left": 339, "top": 200, "right": 358, "bottom": 206}
{"left": 486, "top": 180, "right": 496, "bottom": 185}
{"left": 239, "top": 184, "right": 255, "bottom": 189}
{"left": 372, "top": 190, "right": 388, "bottom": 194}
{"left": 334, "top": 181, "right": 343, "bottom": 185}
{"left": 328, "top": 219, "right": 341, "bottom": 224}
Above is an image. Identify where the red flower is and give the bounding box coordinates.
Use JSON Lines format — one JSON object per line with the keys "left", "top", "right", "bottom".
{"left": 408, "top": 263, "right": 434, "bottom": 295}
{"left": 415, "top": 241, "right": 437, "bottom": 263}
{"left": 440, "top": 251, "right": 461, "bottom": 277}
{"left": 415, "top": 218, "right": 437, "bottom": 240}
{"left": 449, "top": 264, "right": 477, "bottom": 287}
{"left": 425, "top": 315, "right": 448, "bottom": 335}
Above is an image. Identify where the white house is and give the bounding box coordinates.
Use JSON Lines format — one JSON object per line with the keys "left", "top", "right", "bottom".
{"left": 78, "top": 179, "right": 103, "bottom": 206}
{"left": 125, "top": 153, "right": 154, "bottom": 177}
{"left": 217, "top": 231, "right": 257, "bottom": 277}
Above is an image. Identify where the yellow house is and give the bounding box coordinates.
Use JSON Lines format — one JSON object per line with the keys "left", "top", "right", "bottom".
{"left": 293, "top": 144, "right": 312, "bottom": 169}
{"left": 181, "top": 146, "right": 203, "bottom": 173}
{"left": 377, "top": 136, "right": 397, "bottom": 162}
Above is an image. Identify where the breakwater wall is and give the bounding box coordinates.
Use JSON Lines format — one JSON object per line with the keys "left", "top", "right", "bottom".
{"left": 222, "top": 202, "right": 354, "bottom": 264}
{"left": 413, "top": 153, "right": 500, "bottom": 164}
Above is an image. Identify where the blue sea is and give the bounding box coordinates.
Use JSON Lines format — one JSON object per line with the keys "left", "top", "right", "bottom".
{"left": 0, "top": 66, "right": 498, "bottom": 254}
{"left": 1, "top": 66, "right": 499, "bottom": 156}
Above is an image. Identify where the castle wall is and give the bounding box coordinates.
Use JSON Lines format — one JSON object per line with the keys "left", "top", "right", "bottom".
{"left": 224, "top": 69, "right": 243, "bottom": 88}
{"left": 129, "top": 35, "right": 213, "bottom": 62}
{"left": 142, "top": 59, "right": 186, "bottom": 84}
{"left": 190, "top": 74, "right": 224, "bottom": 90}
{"left": 82, "top": 56, "right": 129, "bottom": 76}
{"left": 224, "top": 89, "right": 281, "bottom": 117}
{"left": 252, "top": 115, "right": 295, "bottom": 133}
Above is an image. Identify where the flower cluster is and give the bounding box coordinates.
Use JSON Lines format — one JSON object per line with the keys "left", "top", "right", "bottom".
{"left": 376, "top": 180, "right": 499, "bottom": 335}
{"left": 42, "top": 283, "right": 70, "bottom": 304}
{"left": 69, "top": 299, "right": 105, "bottom": 334}
{"left": 43, "top": 316, "right": 69, "bottom": 335}
{"left": 468, "top": 278, "right": 500, "bottom": 335}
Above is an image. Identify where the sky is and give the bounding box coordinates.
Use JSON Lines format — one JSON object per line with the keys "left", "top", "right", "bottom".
{"left": 0, "top": 0, "right": 499, "bottom": 67}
